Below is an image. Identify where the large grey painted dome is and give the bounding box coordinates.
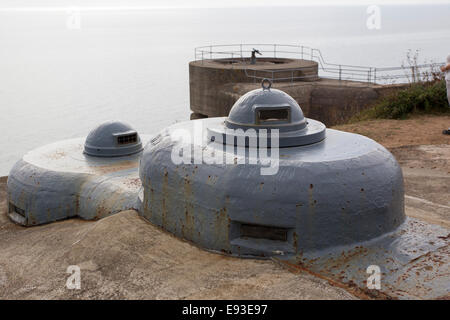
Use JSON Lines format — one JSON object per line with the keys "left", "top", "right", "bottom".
{"left": 139, "top": 82, "right": 405, "bottom": 258}
{"left": 84, "top": 120, "right": 143, "bottom": 157}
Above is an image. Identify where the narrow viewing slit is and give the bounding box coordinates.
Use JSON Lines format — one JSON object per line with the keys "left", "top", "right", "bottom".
{"left": 9, "top": 202, "right": 25, "bottom": 217}
{"left": 240, "top": 223, "right": 288, "bottom": 241}
{"left": 257, "top": 108, "right": 290, "bottom": 123}
{"left": 117, "top": 133, "right": 138, "bottom": 145}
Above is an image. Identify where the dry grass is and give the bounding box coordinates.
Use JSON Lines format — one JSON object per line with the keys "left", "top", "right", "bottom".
{"left": 332, "top": 114, "right": 450, "bottom": 149}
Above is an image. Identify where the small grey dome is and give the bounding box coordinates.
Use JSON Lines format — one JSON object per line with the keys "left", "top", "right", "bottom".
{"left": 207, "top": 80, "right": 326, "bottom": 147}
{"left": 226, "top": 86, "right": 306, "bottom": 132}
{"left": 84, "top": 120, "right": 143, "bottom": 157}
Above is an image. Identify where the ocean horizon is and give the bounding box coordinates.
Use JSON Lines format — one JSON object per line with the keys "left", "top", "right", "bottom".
{"left": 1, "top": 4, "right": 450, "bottom": 175}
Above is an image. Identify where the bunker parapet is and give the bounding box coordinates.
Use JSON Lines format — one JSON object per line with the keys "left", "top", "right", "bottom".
{"left": 189, "top": 45, "right": 408, "bottom": 126}
{"left": 189, "top": 57, "right": 319, "bottom": 119}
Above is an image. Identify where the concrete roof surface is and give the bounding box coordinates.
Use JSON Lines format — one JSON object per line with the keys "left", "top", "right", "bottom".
{"left": 0, "top": 140, "right": 448, "bottom": 299}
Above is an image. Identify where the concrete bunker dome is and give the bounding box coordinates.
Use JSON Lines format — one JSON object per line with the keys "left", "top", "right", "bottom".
{"left": 7, "top": 121, "right": 148, "bottom": 226}
{"left": 139, "top": 81, "right": 406, "bottom": 258}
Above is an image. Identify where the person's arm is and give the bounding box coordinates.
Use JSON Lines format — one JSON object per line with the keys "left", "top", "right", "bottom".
{"left": 441, "top": 64, "right": 450, "bottom": 72}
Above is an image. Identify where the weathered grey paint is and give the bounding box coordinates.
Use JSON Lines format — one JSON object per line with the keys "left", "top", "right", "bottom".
{"left": 7, "top": 137, "right": 149, "bottom": 226}
{"left": 139, "top": 118, "right": 405, "bottom": 257}
{"left": 277, "top": 216, "right": 449, "bottom": 299}
{"left": 141, "top": 84, "right": 405, "bottom": 257}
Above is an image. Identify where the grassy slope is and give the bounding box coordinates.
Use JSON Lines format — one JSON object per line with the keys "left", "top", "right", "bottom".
{"left": 351, "top": 80, "right": 449, "bottom": 122}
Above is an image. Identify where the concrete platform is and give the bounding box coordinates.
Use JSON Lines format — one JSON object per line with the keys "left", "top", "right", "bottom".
{"left": 0, "top": 177, "right": 354, "bottom": 300}
{"left": 192, "top": 58, "right": 317, "bottom": 71}
{"left": 190, "top": 78, "right": 405, "bottom": 127}
{"left": 0, "top": 141, "right": 448, "bottom": 299}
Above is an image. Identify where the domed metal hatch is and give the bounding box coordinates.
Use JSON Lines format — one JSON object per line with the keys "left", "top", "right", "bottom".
{"left": 84, "top": 120, "right": 143, "bottom": 157}
{"left": 207, "top": 79, "right": 326, "bottom": 147}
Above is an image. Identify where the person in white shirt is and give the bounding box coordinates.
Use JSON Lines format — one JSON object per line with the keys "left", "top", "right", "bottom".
{"left": 440, "top": 55, "right": 450, "bottom": 106}
{"left": 441, "top": 55, "right": 450, "bottom": 134}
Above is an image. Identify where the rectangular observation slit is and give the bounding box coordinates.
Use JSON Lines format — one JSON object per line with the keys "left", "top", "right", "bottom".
{"left": 9, "top": 202, "right": 25, "bottom": 217}
{"left": 257, "top": 108, "right": 290, "bottom": 123}
{"left": 240, "top": 223, "right": 288, "bottom": 241}
{"left": 117, "top": 133, "right": 138, "bottom": 145}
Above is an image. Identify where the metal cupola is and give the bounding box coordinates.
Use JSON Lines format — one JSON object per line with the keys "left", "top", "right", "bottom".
{"left": 84, "top": 120, "right": 143, "bottom": 157}
{"left": 207, "top": 79, "right": 326, "bottom": 147}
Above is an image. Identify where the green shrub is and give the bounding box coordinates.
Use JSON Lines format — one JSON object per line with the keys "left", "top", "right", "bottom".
{"left": 352, "top": 80, "right": 449, "bottom": 121}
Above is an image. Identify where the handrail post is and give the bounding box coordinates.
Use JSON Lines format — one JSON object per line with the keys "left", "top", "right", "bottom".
{"left": 339, "top": 65, "right": 342, "bottom": 81}
{"left": 374, "top": 68, "right": 377, "bottom": 84}
{"left": 274, "top": 44, "right": 277, "bottom": 58}
{"left": 301, "top": 45, "right": 304, "bottom": 60}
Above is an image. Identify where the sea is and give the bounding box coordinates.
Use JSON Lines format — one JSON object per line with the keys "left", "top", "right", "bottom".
{"left": 1, "top": 4, "right": 450, "bottom": 175}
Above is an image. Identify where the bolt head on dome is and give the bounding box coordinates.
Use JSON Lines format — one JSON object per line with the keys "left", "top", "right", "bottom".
{"left": 84, "top": 120, "right": 143, "bottom": 157}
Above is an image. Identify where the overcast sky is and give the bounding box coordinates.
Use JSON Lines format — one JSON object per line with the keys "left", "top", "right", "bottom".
{"left": 1, "top": 0, "right": 450, "bottom": 10}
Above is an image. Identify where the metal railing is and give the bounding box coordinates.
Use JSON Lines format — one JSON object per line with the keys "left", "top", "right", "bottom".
{"left": 194, "top": 44, "right": 444, "bottom": 84}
